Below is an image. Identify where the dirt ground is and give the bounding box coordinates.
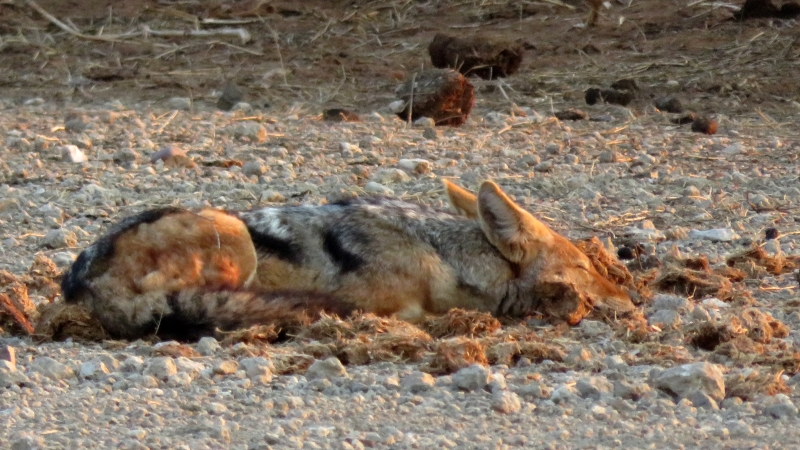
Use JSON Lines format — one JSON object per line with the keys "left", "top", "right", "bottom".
{"left": 1, "top": 0, "right": 799, "bottom": 122}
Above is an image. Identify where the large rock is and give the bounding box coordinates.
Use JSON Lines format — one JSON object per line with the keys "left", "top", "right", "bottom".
{"left": 452, "top": 364, "right": 490, "bottom": 391}
{"left": 394, "top": 69, "right": 474, "bottom": 127}
{"left": 654, "top": 362, "right": 725, "bottom": 401}
{"left": 428, "top": 34, "right": 523, "bottom": 79}
{"left": 306, "top": 357, "right": 347, "bottom": 380}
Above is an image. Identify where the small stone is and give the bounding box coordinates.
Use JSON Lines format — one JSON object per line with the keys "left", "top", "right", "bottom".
{"left": 262, "top": 190, "right": 286, "bottom": 203}
{"left": 422, "top": 127, "right": 438, "bottom": 140}
{"left": 722, "top": 142, "right": 743, "bottom": 155}
{"left": 491, "top": 390, "right": 522, "bottom": 414}
{"left": 727, "top": 419, "right": 753, "bottom": 436}
{"left": 10, "top": 434, "right": 45, "bottom": 450}
{"left": 763, "top": 395, "right": 799, "bottom": 419}
{"left": 551, "top": 384, "right": 578, "bottom": 403}
{"left": 65, "top": 116, "right": 88, "bottom": 133}
{"left": 174, "top": 357, "right": 205, "bottom": 378}
{"left": 689, "top": 391, "right": 719, "bottom": 410}
{"left": 143, "top": 357, "right": 178, "bottom": 381}
{"left": 0, "top": 366, "right": 30, "bottom": 388}
{"left": 207, "top": 402, "right": 228, "bottom": 415}
{"left": 534, "top": 161, "right": 553, "bottom": 172}
{"left": 648, "top": 309, "right": 682, "bottom": 329}
{"left": 604, "top": 355, "right": 627, "bottom": 370}
{"left": 213, "top": 360, "right": 239, "bottom": 375}
{"left": 514, "top": 382, "right": 550, "bottom": 399}
{"left": 371, "top": 168, "right": 411, "bottom": 184}
{"left": 565, "top": 346, "right": 592, "bottom": 366}
{"left": 239, "top": 357, "right": 274, "bottom": 384}
{"left": 232, "top": 102, "right": 252, "bottom": 112}
{"left": 413, "top": 117, "right": 436, "bottom": 128}
{"left": 79, "top": 360, "right": 110, "bottom": 379}
{"left": 654, "top": 362, "right": 725, "bottom": 401}
{"left": 122, "top": 355, "right": 145, "bottom": 373}
{"left": 452, "top": 364, "right": 490, "bottom": 391}
{"left": 60, "top": 145, "right": 87, "bottom": 163}
{"left": 613, "top": 380, "right": 651, "bottom": 401}
{"left": 363, "top": 182, "right": 393, "bottom": 195}
{"left": 652, "top": 294, "right": 689, "bottom": 311}
{"left": 32, "top": 356, "right": 75, "bottom": 381}
{"left": 167, "top": 372, "right": 194, "bottom": 387}
{"left": 150, "top": 145, "right": 186, "bottom": 163}
{"left": 765, "top": 227, "right": 779, "bottom": 240}
{"left": 402, "top": 371, "right": 436, "bottom": 393}
{"left": 576, "top": 376, "right": 613, "bottom": 399}
{"left": 398, "top": 159, "right": 431, "bottom": 175}
{"left": 654, "top": 97, "right": 683, "bottom": 113}
{"left": 167, "top": 97, "right": 192, "bottom": 110}
{"left": 197, "top": 337, "right": 221, "bottom": 356}
{"left": 113, "top": 148, "right": 141, "bottom": 166}
{"left": 242, "top": 160, "right": 267, "bottom": 177}
{"left": 227, "top": 122, "right": 267, "bottom": 142}
{"left": 0, "top": 346, "right": 16, "bottom": 369}
{"left": 688, "top": 228, "right": 739, "bottom": 242}
{"left": 598, "top": 150, "right": 620, "bottom": 163}
{"left": 217, "top": 82, "right": 243, "bottom": 111}
{"left": 306, "top": 357, "right": 348, "bottom": 380}
{"left": 41, "top": 228, "right": 77, "bottom": 249}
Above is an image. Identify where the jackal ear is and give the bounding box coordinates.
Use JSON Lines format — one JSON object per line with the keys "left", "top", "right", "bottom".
{"left": 443, "top": 179, "right": 478, "bottom": 219}
{"left": 477, "top": 181, "right": 553, "bottom": 263}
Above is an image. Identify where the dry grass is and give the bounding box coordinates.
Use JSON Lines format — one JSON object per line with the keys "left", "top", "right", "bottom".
{"left": 726, "top": 370, "right": 791, "bottom": 400}
{"left": 419, "top": 309, "right": 501, "bottom": 338}
{"left": 33, "top": 302, "right": 106, "bottom": 343}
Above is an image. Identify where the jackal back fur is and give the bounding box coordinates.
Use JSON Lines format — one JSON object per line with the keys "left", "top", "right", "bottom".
{"left": 61, "top": 181, "right": 635, "bottom": 340}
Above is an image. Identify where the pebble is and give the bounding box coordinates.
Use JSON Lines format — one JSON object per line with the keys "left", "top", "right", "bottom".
{"left": 491, "top": 391, "right": 522, "bottom": 414}
{"left": 143, "top": 357, "right": 178, "bottom": 381}
{"left": 32, "top": 356, "right": 75, "bottom": 381}
{"left": 452, "top": 364, "right": 490, "bottom": 391}
{"left": 654, "top": 362, "right": 725, "bottom": 401}
{"left": 413, "top": 117, "right": 436, "bottom": 128}
{"left": 60, "top": 145, "right": 87, "bottom": 163}
{"left": 197, "top": 337, "right": 221, "bottom": 356}
{"left": 688, "top": 228, "right": 739, "bottom": 242}
{"left": 41, "top": 228, "right": 77, "bottom": 249}
{"left": 763, "top": 395, "right": 799, "bottom": 419}
{"left": 363, "top": 181, "right": 393, "bottom": 195}
{"left": 402, "top": 371, "right": 436, "bottom": 393}
{"left": 398, "top": 159, "right": 431, "bottom": 174}
{"left": 239, "top": 357, "right": 274, "bottom": 384}
{"left": 150, "top": 145, "right": 186, "bottom": 163}
{"left": 306, "top": 357, "right": 348, "bottom": 380}
{"left": 167, "top": 97, "right": 192, "bottom": 110}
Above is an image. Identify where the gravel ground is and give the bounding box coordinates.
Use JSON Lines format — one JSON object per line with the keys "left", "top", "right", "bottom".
{"left": 2, "top": 96, "right": 800, "bottom": 449}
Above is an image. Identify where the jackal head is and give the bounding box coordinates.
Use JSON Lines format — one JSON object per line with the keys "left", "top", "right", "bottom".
{"left": 444, "top": 179, "right": 635, "bottom": 324}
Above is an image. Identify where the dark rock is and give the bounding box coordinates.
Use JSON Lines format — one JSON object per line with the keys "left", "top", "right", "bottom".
{"left": 394, "top": 69, "right": 475, "bottom": 127}
{"left": 323, "top": 109, "right": 360, "bottom": 122}
{"left": 611, "top": 78, "right": 638, "bottom": 91}
{"left": 585, "top": 88, "right": 634, "bottom": 106}
{"left": 734, "top": 0, "right": 800, "bottom": 19}
{"left": 428, "top": 33, "right": 524, "bottom": 80}
{"left": 691, "top": 115, "right": 718, "bottom": 135}
{"left": 671, "top": 113, "right": 697, "bottom": 125}
{"left": 554, "top": 109, "right": 588, "bottom": 121}
{"left": 655, "top": 97, "right": 684, "bottom": 113}
{"left": 217, "top": 81, "right": 243, "bottom": 111}
{"left": 765, "top": 228, "right": 779, "bottom": 240}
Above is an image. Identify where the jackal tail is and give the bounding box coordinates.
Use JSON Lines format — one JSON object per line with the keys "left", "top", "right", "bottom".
{"left": 89, "top": 289, "right": 357, "bottom": 341}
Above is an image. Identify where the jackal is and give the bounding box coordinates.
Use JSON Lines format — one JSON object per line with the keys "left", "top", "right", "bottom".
{"left": 61, "top": 180, "right": 634, "bottom": 340}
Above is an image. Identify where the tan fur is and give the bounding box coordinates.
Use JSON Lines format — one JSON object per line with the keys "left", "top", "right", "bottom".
{"left": 442, "top": 179, "right": 479, "bottom": 219}
{"left": 64, "top": 181, "right": 634, "bottom": 340}
{"left": 95, "top": 210, "right": 257, "bottom": 297}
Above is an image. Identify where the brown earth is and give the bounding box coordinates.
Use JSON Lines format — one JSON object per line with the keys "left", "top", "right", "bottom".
{"left": 1, "top": 0, "right": 799, "bottom": 121}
